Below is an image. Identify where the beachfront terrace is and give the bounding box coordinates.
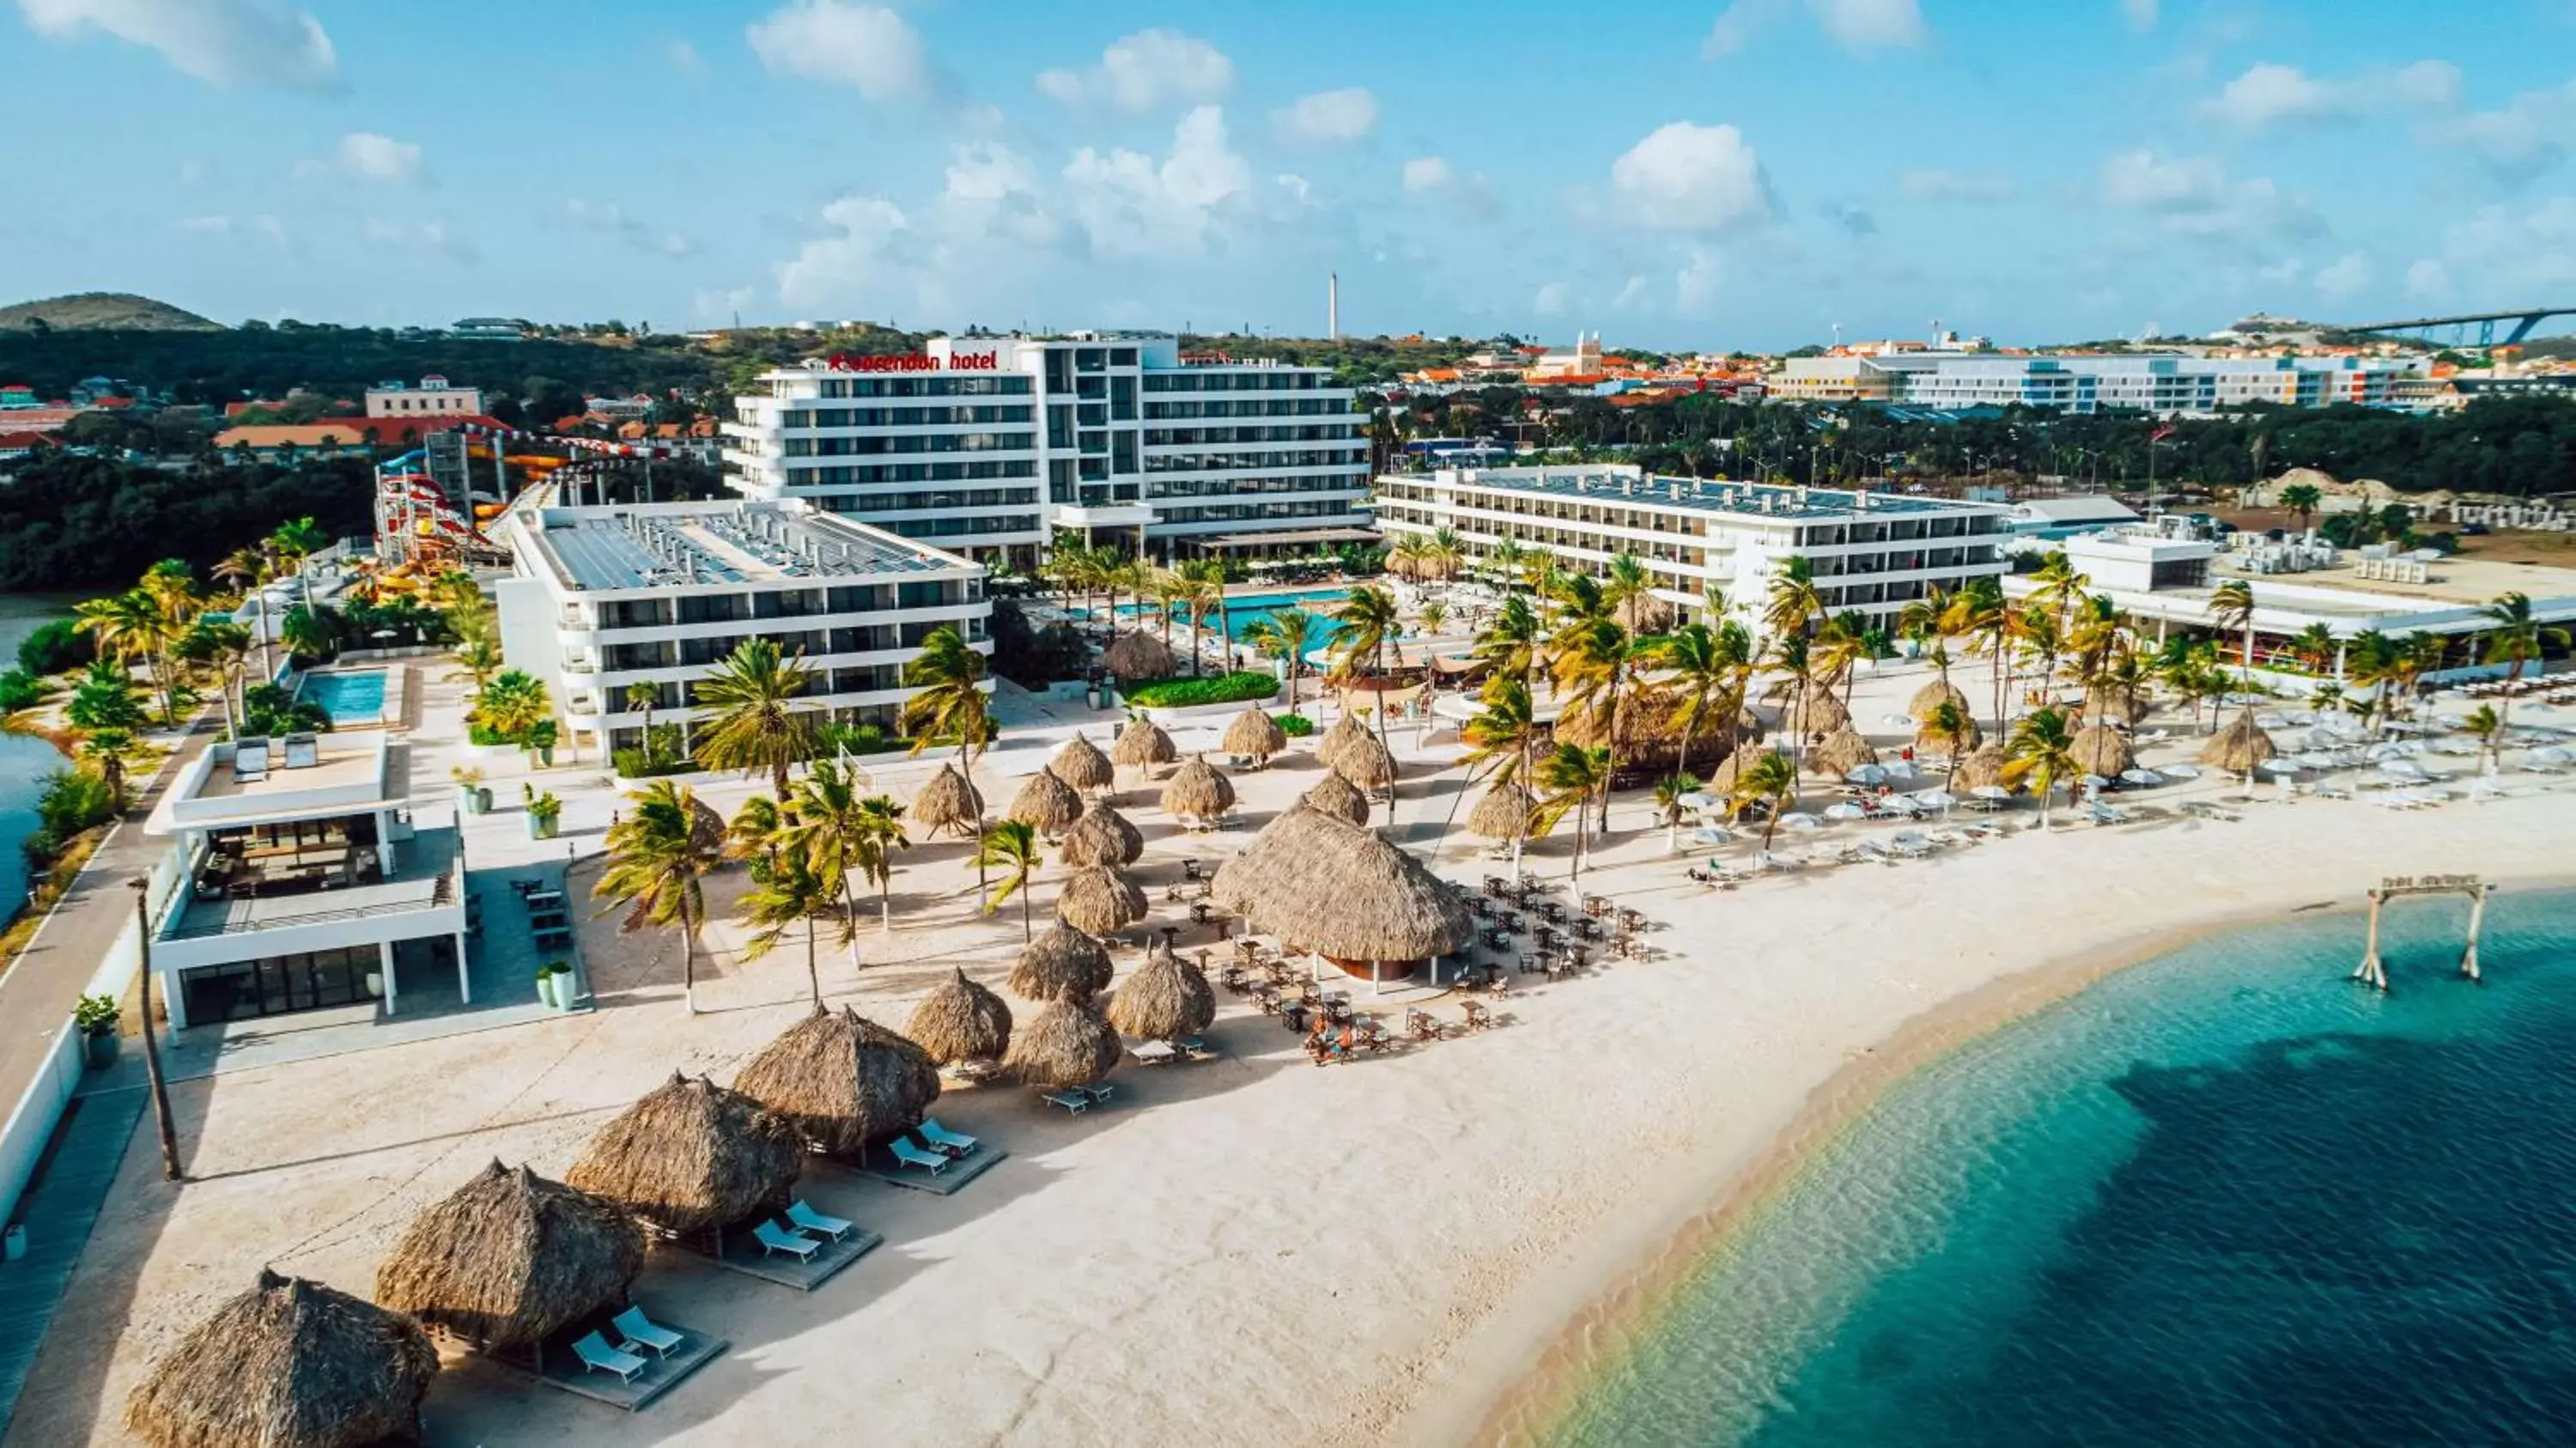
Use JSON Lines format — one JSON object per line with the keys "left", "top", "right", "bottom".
{"left": 164, "top": 825, "right": 459, "bottom": 944}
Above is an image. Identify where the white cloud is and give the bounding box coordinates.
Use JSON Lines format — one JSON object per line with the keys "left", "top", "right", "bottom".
{"left": 1676, "top": 247, "right": 1726, "bottom": 313}
{"left": 178, "top": 213, "right": 286, "bottom": 244}
{"left": 2118, "top": 0, "right": 2158, "bottom": 31}
{"left": 941, "top": 142, "right": 1062, "bottom": 248}
{"left": 777, "top": 196, "right": 914, "bottom": 309}
{"left": 1611, "top": 121, "right": 1770, "bottom": 232}
{"left": 1613, "top": 275, "right": 1652, "bottom": 310}
{"left": 2435, "top": 197, "right": 2576, "bottom": 294}
{"left": 1036, "top": 28, "right": 1231, "bottom": 113}
{"left": 2422, "top": 78, "right": 2576, "bottom": 183}
{"left": 565, "top": 199, "right": 696, "bottom": 258}
{"left": 2099, "top": 149, "right": 2227, "bottom": 210}
{"left": 1702, "top": 0, "right": 1925, "bottom": 58}
{"left": 361, "top": 218, "right": 471, "bottom": 261}
{"left": 2203, "top": 59, "right": 2459, "bottom": 131}
{"left": 1900, "top": 168, "right": 2014, "bottom": 201}
{"left": 1533, "top": 281, "right": 1571, "bottom": 316}
{"left": 299, "top": 131, "right": 423, "bottom": 185}
{"left": 2099, "top": 149, "right": 2320, "bottom": 240}
{"left": 2312, "top": 252, "right": 2372, "bottom": 298}
{"left": 1701, "top": 0, "right": 1771, "bottom": 58}
{"left": 2405, "top": 258, "right": 2450, "bottom": 300}
{"left": 746, "top": 0, "right": 931, "bottom": 102}
{"left": 177, "top": 215, "right": 230, "bottom": 234}
{"left": 1275, "top": 87, "right": 1376, "bottom": 144}
{"left": 1401, "top": 156, "right": 1454, "bottom": 192}
{"left": 1062, "top": 105, "right": 1250, "bottom": 256}
{"left": 17, "top": 0, "right": 336, "bottom": 90}
{"left": 667, "top": 40, "right": 702, "bottom": 76}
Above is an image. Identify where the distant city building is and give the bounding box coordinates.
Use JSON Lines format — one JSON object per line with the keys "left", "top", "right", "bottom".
{"left": 449, "top": 318, "right": 525, "bottom": 342}
{"left": 0, "top": 384, "right": 40, "bottom": 411}
{"left": 365, "top": 376, "right": 483, "bottom": 417}
{"left": 584, "top": 393, "right": 656, "bottom": 423}
{"left": 1771, "top": 352, "right": 2427, "bottom": 414}
{"left": 722, "top": 332, "right": 1371, "bottom": 569}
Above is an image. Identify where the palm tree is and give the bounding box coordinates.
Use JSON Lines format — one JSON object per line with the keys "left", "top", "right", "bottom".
{"left": 1530, "top": 742, "right": 1610, "bottom": 881}
{"left": 1727, "top": 749, "right": 1800, "bottom": 849}
{"left": 211, "top": 545, "right": 267, "bottom": 600}
{"left": 1552, "top": 617, "right": 1636, "bottom": 830}
{"left": 784, "top": 759, "right": 878, "bottom": 966}
{"left": 1946, "top": 576, "right": 2013, "bottom": 735}
{"left": 1601, "top": 552, "right": 1655, "bottom": 630}
{"left": 76, "top": 589, "right": 182, "bottom": 722}
{"left": 1148, "top": 565, "right": 1188, "bottom": 651}
{"left": 726, "top": 794, "right": 789, "bottom": 877}
{"left": 1329, "top": 585, "right": 1402, "bottom": 678}
{"left": 1427, "top": 527, "right": 1467, "bottom": 582}
{"left": 1242, "top": 606, "right": 1321, "bottom": 715}
{"left": 848, "top": 794, "right": 909, "bottom": 935}
{"left": 1419, "top": 599, "right": 1449, "bottom": 638}
{"left": 2024, "top": 551, "right": 2089, "bottom": 624}
{"left": 1812, "top": 611, "right": 1869, "bottom": 713}
{"left": 1388, "top": 532, "right": 1436, "bottom": 581}
{"left": 1763, "top": 631, "right": 1814, "bottom": 764}
{"left": 79, "top": 727, "right": 143, "bottom": 810}
{"left": 594, "top": 780, "right": 722, "bottom": 1013}
{"left": 1461, "top": 677, "right": 1540, "bottom": 872}
{"left": 2461, "top": 703, "right": 2505, "bottom": 776}
{"left": 1922, "top": 699, "right": 1976, "bottom": 787}
{"left": 738, "top": 849, "right": 848, "bottom": 1008}
{"left": 2287, "top": 622, "right": 2337, "bottom": 677}
{"left": 694, "top": 638, "right": 818, "bottom": 797}
{"left": 971, "top": 818, "right": 1042, "bottom": 941}
{"left": 2278, "top": 482, "right": 2322, "bottom": 532}
{"left": 2342, "top": 630, "right": 2401, "bottom": 736}
{"left": 2209, "top": 578, "right": 2257, "bottom": 670}
{"left": 1644, "top": 619, "right": 1753, "bottom": 779}
{"left": 1174, "top": 569, "right": 1220, "bottom": 678}
{"left": 445, "top": 636, "right": 502, "bottom": 692}
{"left": 1896, "top": 584, "right": 1955, "bottom": 678}
{"left": 1762, "top": 555, "right": 1823, "bottom": 640}
{"left": 1188, "top": 558, "right": 1234, "bottom": 668}
{"left": 1485, "top": 537, "right": 1529, "bottom": 587}
{"left": 2481, "top": 590, "right": 2571, "bottom": 731}
{"left": 2002, "top": 707, "right": 2080, "bottom": 829}
{"left": 1471, "top": 593, "right": 1543, "bottom": 691}
{"left": 1653, "top": 772, "right": 1704, "bottom": 854}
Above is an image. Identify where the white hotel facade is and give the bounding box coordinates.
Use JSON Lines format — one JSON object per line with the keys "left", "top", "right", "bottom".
{"left": 1373, "top": 465, "right": 2010, "bottom": 636}
{"left": 722, "top": 332, "right": 1373, "bottom": 569}
{"left": 1771, "top": 352, "right": 2427, "bottom": 415}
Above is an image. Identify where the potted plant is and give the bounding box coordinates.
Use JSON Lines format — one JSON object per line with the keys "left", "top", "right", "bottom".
{"left": 533, "top": 965, "right": 559, "bottom": 1009}
{"left": 546, "top": 961, "right": 577, "bottom": 1010}
{"left": 526, "top": 788, "right": 562, "bottom": 840}
{"left": 528, "top": 718, "right": 559, "bottom": 769}
{"left": 452, "top": 765, "right": 489, "bottom": 816}
{"left": 75, "top": 994, "right": 118, "bottom": 1069}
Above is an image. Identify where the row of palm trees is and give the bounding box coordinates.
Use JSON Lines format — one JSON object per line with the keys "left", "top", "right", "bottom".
{"left": 1042, "top": 545, "right": 1253, "bottom": 678}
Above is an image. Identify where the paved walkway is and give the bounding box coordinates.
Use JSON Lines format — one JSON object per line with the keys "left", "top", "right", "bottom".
{"left": 0, "top": 1085, "right": 145, "bottom": 1440}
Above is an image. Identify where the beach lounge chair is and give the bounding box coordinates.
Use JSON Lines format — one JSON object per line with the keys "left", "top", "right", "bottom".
{"left": 888, "top": 1139, "right": 951, "bottom": 1176}
{"left": 1182, "top": 1036, "right": 1219, "bottom": 1062}
{"left": 1076, "top": 1081, "right": 1115, "bottom": 1104}
{"left": 1042, "top": 1090, "right": 1091, "bottom": 1114}
{"left": 753, "top": 1220, "right": 821, "bottom": 1261}
{"left": 611, "top": 1306, "right": 684, "bottom": 1359}
{"left": 573, "top": 1331, "right": 648, "bottom": 1383}
{"left": 918, "top": 1118, "right": 979, "bottom": 1155}
{"left": 786, "top": 1199, "right": 854, "bottom": 1241}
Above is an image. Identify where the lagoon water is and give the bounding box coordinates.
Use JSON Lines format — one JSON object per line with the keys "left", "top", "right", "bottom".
{"left": 0, "top": 595, "right": 77, "bottom": 907}
{"left": 1548, "top": 888, "right": 2576, "bottom": 1447}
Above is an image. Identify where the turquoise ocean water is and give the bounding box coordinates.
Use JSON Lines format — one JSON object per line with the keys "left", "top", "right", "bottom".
{"left": 1546, "top": 887, "right": 2576, "bottom": 1446}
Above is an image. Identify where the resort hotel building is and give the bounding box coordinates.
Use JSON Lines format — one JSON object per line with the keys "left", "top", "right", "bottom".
{"left": 721, "top": 332, "right": 1372, "bottom": 570}
{"left": 1770, "top": 352, "right": 2425, "bottom": 415}
{"left": 489, "top": 498, "right": 991, "bottom": 761}
{"left": 143, "top": 729, "right": 466, "bottom": 1029}
{"left": 1372, "top": 464, "right": 2010, "bottom": 636}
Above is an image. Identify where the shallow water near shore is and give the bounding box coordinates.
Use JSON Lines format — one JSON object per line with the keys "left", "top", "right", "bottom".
{"left": 0, "top": 594, "right": 80, "bottom": 906}
{"left": 1544, "top": 886, "right": 2576, "bottom": 1446}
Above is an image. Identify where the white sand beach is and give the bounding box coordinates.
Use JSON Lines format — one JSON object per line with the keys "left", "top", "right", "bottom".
{"left": 16, "top": 656, "right": 2576, "bottom": 1448}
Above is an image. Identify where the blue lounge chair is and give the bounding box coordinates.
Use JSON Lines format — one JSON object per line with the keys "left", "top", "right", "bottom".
{"left": 1042, "top": 1090, "right": 1090, "bottom": 1114}
{"left": 916, "top": 1119, "right": 977, "bottom": 1155}
{"left": 786, "top": 1199, "right": 854, "bottom": 1241}
{"left": 752, "top": 1220, "right": 820, "bottom": 1261}
{"left": 888, "top": 1139, "right": 951, "bottom": 1176}
{"left": 573, "top": 1331, "right": 647, "bottom": 1383}
{"left": 611, "top": 1306, "right": 683, "bottom": 1359}
{"left": 1076, "top": 1082, "right": 1115, "bottom": 1104}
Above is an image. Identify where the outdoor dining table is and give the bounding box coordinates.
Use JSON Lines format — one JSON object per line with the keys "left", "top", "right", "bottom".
{"left": 1189, "top": 901, "right": 1214, "bottom": 925}
{"left": 1582, "top": 895, "right": 1610, "bottom": 919}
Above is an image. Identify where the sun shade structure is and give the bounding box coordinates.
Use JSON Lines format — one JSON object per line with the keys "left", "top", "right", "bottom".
{"left": 1161, "top": 757, "right": 1236, "bottom": 821}
{"left": 2084, "top": 683, "right": 2151, "bottom": 726}
{"left": 1781, "top": 682, "right": 1851, "bottom": 733}
{"left": 1102, "top": 630, "right": 1173, "bottom": 681}
{"left": 1315, "top": 712, "right": 1370, "bottom": 770}
{"left": 1212, "top": 805, "right": 1473, "bottom": 964}
{"left": 1915, "top": 711, "right": 1983, "bottom": 756}
{"left": 1552, "top": 686, "right": 1752, "bottom": 775}
{"left": 1047, "top": 734, "right": 1114, "bottom": 794}
{"left": 126, "top": 1269, "right": 437, "bottom": 1448}
{"left": 1112, "top": 720, "right": 1177, "bottom": 771}
{"left": 1222, "top": 706, "right": 1286, "bottom": 762}
{"left": 566, "top": 1072, "right": 805, "bottom": 1238}
{"left": 732, "top": 1007, "right": 944, "bottom": 1159}
{"left": 1301, "top": 771, "right": 1370, "bottom": 825}
{"left": 2202, "top": 709, "right": 2280, "bottom": 779}
{"left": 907, "top": 968, "right": 1013, "bottom": 1065}
{"left": 1006, "top": 768, "right": 1084, "bottom": 832}
{"left": 1011, "top": 921, "right": 1114, "bottom": 1002}
{"left": 1059, "top": 802, "right": 1145, "bottom": 867}
{"left": 1334, "top": 732, "right": 1398, "bottom": 792}
{"left": 1808, "top": 724, "right": 1878, "bottom": 778}
{"left": 911, "top": 764, "right": 983, "bottom": 838}
{"left": 1908, "top": 678, "right": 1973, "bottom": 721}
{"left": 1055, "top": 864, "right": 1146, "bottom": 935}
{"left": 1004, "top": 994, "right": 1123, "bottom": 1088}
{"left": 1105, "top": 936, "right": 1217, "bottom": 1043}
{"left": 1953, "top": 742, "right": 2009, "bottom": 791}
{"left": 374, "top": 1161, "right": 644, "bottom": 1351}
{"left": 1467, "top": 782, "right": 1534, "bottom": 841}
{"left": 2069, "top": 724, "right": 2137, "bottom": 778}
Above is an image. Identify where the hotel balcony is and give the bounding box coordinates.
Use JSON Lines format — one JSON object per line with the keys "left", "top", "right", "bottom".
{"left": 154, "top": 825, "right": 468, "bottom": 974}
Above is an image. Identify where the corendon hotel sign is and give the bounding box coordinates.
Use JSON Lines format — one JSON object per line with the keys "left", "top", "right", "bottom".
{"left": 824, "top": 350, "right": 999, "bottom": 373}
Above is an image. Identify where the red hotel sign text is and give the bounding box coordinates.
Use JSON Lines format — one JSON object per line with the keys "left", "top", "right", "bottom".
{"left": 824, "top": 350, "right": 999, "bottom": 373}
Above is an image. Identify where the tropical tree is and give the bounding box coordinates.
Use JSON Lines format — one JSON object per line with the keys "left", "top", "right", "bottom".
{"left": 2002, "top": 707, "right": 2080, "bottom": 829}
{"left": 78, "top": 727, "right": 143, "bottom": 810}
{"left": 1763, "top": 630, "right": 1814, "bottom": 764}
{"left": 211, "top": 545, "right": 268, "bottom": 599}
{"left": 76, "top": 588, "right": 183, "bottom": 721}
{"left": 738, "top": 849, "right": 849, "bottom": 1008}
{"left": 446, "top": 636, "right": 502, "bottom": 691}
{"left": 1923, "top": 699, "right": 1977, "bottom": 787}
{"left": 901, "top": 624, "right": 994, "bottom": 774}
{"left": 172, "top": 618, "right": 252, "bottom": 738}
{"left": 2461, "top": 703, "right": 2505, "bottom": 775}
{"left": 280, "top": 603, "right": 337, "bottom": 665}
{"left": 2209, "top": 578, "right": 2257, "bottom": 670}
{"left": 1812, "top": 610, "right": 1870, "bottom": 713}
{"left": 1762, "top": 555, "right": 1823, "bottom": 640}
{"left": 726, "top": 794, "right": 789, "bottom": 878}
{"left": 1644, "top": 619, "right": 1754, "bottom": 779}
{"left": 1653, "top": 772, "right": 1704, "bottom": 854}
{"left": 972, "top": 818, "right": 1043, "bottom": 941}
{"left": 2286, "top": 622, "right": 2337, "bottom": 677}
{"left": 1727, "top": 749, "right": 1800, "bottom": 849}
{"left": 66, "top": 660, "right": 147, "bottom": 732}
{"left": 2481, "top": 590, "right": 2571, "bottom": 729}
{"left": 1242, "top": 605, "right": 1321, "bottom": 715}
{"left": 1419, "top": 599, "right": 1449, "bottom": 638}
{"left": 1601, "top": 552, "right": 1656, "bottom": 630}
{"left": 1484, "top": 537, "right": 1529, "bottom": 587}
{"left": 2278, "top": 482, "right": 2323, "bottom": 532}
{"left": 1174, "top": 567, "right": 1221, "bottom": 677}
{"left": 593, "top": 780, "right": 723, "bottom": 1013}
{"left": 470, "top": 670, "right": 551, "bottom": 746}
{"left": 1461, "top": 676, "right": 1540, "bottom": 873}
{"left": 1470, "top": 593, "right": 1544, "bottom": 692}
{"left": 1530, "top": 742, "right": 1610, "bottom": 881}
{"left": 1552, "top": 617, "right": 1637, "bottom": 829}
{"left": 1896, "top": 583, "right": 1955, "bottom": 681}
{"left": 1328, "top": 585, "right": 1403, "bottom": 678}
{"left": 693, "top": 638, "right": 818, "bottom": 797}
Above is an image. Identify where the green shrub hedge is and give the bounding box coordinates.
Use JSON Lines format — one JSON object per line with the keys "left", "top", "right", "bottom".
{"left": 1121, "top": 671, "right": 1281, "bottom": 709}
{"left": 1275, "top": 711, "right": 1315, "bottom": 737}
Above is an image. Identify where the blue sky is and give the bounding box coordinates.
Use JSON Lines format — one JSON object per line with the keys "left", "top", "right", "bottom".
{"left": 6, "top": 0, "right": 2576, "bottom": 349}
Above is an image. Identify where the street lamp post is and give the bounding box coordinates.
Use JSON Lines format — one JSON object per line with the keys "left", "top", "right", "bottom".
{"left": 127, "top": 877, "right": 182, "bottom": 1181}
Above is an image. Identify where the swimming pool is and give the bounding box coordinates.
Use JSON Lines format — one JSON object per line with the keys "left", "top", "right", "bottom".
{"left": 300, "top": 669, "right": 388, "bottom": 726}
{"left": 1075, "top": 587, "right": 1357, "bottom": 643}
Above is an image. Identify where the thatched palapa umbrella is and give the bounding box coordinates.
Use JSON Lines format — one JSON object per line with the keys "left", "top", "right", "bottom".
{"left": 1161, "top": 756, "right": 1236, "bottom": 823}
{"left": 1467, "top": 782, "right": 1533, "bottom": 841}
{"left": 1316, "top": 711, "right": 1369, "bottom": 770}
{"left": 1010, "top": 921, "right": 1113, "bottom": 1001}
{"left": 908, "top": 968, "right": 1013, "bottom": 1065}
{"left": 1907, "top": 678, "right": 1973, "bottom": 721}
{"left": 1783, "top": 682, "right": 1851, "bottom": 733}
{"left": 1105, "top": 937, "right": 1216, "bottom": 1044}
{"left": 1048, "top": 734, "right": 1114, "bottom": 794}
{"left": 1006, "top": 768, "right": 1084, "bottom": 833}
{"left": 1954, "top": 742, "right": 2009, "bottom": 792}
{"left": 127, "top": 1269, "right": 436, "bottom": 1448}
{"left": 2068, "top": 724, "right": 2136, "bottom": 779}
{"left": 1059, "top": 801, "right": 1144, "bottom": 867}
{"left": 1102, "top": 630, "right": 1173, "bottom": 681}
{"left": 374, "top": 1160, "right": 644, "bottom": 1352}
{"left": 1334, "top": 732, "right": 1397, "bottom": 793}
{"left": 567, "top": 1072, "right": 803, "bottom": 1238}
{"left": 732, "top": 1007, "right": 943, "bottom": 1159}
{"left": 1056, "top": 864, "right": 1146, "bottom": 936}
{"left": 2084, "top": 683, "right": 2150, "bottom": 726}
{"left": 912, "top": 764, "right": 983, "bottom": 839}
{"left": 1212, "top": 805, "right": 1473, "bottom": 991}
{"left": 1223, "top": 704, "right": 1286, "bottom": 764}
{"left": 1302, "top": 771, "right": 1370, "bottom": 826}
{"left": 1808, "top": 724, "right": 1878, "bottom": 779}
{"left": 1112, "top": 719, "right": 1176, "bottom": 776}
{"left": 1005, "top": 994, "right": 1122, "bottom": 1089}
{"left": 1915, "top": 710, "right": 1983, "bottom": 757}
{"left": 2201, "top": 708, "right": 2278, "bottom": 793}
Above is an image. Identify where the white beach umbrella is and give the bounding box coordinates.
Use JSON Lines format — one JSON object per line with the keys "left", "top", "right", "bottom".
{"left": 2160, "top": 764, "right": 2201, "bottom": 780}
{"left": 1692, "top": 824, "right": 1735, "bottom": 845}
{"left": 2430, "top": 738, "right": 2480, "bottom": 756}
{"left": 2286, "top": 710, "right": 2318, "bottom": 726}
{"left": 2378, "top": 760, "right": 2430, "bottom": 782}
{"left": 2081, "top": 774, "right": 2114, "bottom": 794}
{"left": 2293, "top": 751, "right": 2342, "bottom": 770}
{"left": 1777, "top": 812, "right": 1823, "bottom": 832}
{"left": 2118, "top": 769, "right": 2163, "bottom": 787}
{"left": 1879, "top": 713, "right": 1917, "bottom": 728}
{"left": 1679, "top": 791, "right": 1720, "bottom": 812}
{"left": 1971, "top": 784, "right": 2012, "bottom": 801}
{"left": 1844, "top": 764, "right": 1891, "bottom": 786}
{"left": 2259, "top": 759, "right": 2304, "bottom": 778}
{"left": 2534, "top": 745, "right": 2573, "bottom": 765}
{"left": 2257, "top": 713, "right": 2293, "bottom": 729}
{"left": 1822, "top": 801, "right": 1870, "bottom": 821}
{"left": 1911, "top": 789, "right": 1958, "bottom": 811}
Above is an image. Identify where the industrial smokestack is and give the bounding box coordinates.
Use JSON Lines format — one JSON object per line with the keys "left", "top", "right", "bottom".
{"left": 1328, "top": 272, "right": 1339, "bottom": 341}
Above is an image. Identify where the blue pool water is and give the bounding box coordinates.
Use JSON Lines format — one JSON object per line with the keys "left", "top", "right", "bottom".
{"left": 1079, "top": 587, "right": 1358, "bottom": 644}
{"left": 1546, "top": 887, "right": 2576, "bottom": 1447}
{"left": 299, "top": 669, "right": 388, "bottom": 725}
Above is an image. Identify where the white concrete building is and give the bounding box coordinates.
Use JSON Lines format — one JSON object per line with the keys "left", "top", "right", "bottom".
{"left": 721, "top": 332, "right": 1371, "bottom": 569}
{"left": 1771, "top": 352, "right": 2426, "bottom": 415}
{"left": 1371, "top": 464, "right": 2010, "bottom": 635}
{"left": 490, "top": 498, "right": 992, "bottom": 760}
{"left": 364, "top": 375, "right": 483, "bottom": 418}
{"left": 143, "top": 730, "right": 467, "bottom": 1029}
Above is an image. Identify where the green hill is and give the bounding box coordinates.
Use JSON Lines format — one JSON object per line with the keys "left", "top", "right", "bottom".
{"left": 0, "top": 292, "right": 221, "bottom": 332}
